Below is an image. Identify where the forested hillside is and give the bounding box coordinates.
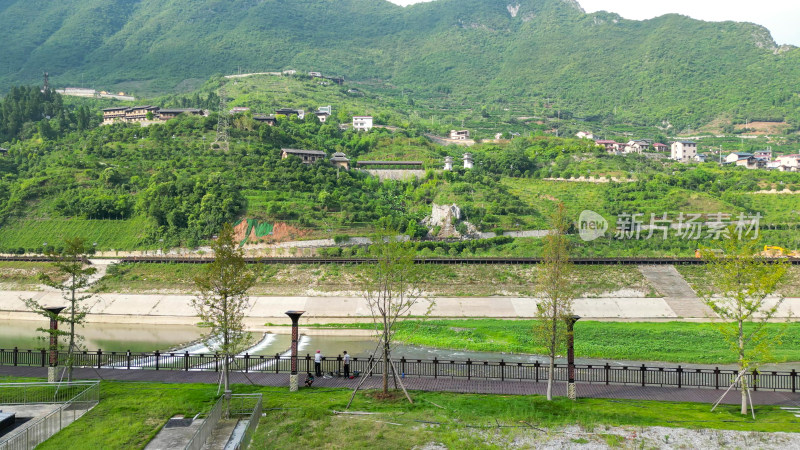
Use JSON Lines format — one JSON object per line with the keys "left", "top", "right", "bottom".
{"left": 1, "top": 0, "right": 799, "bottom": 130}
{"left": 0, "top": 81, "right": 799, "bottom": 257}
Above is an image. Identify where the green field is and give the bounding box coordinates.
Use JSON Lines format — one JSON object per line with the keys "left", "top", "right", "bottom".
{"left": 311, "top": 320, "right": 800, "bottom": 365}
{"left": 0, "top": 378, "right": 790, "bottom": 450}
{"left": 743, "top": 193, "right": 800, "bottom": 224}
{"left": 0, "top": 217, "right": 152, "bottom": 252}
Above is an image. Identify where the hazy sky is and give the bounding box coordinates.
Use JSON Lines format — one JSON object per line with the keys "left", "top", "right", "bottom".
{"left": 387, "top": 0, "right": 800, "bottom": 46}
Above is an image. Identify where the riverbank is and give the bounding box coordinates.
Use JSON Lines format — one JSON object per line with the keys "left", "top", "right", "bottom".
{"left": 2, "top": 287, "right": 797, "bottom": 328}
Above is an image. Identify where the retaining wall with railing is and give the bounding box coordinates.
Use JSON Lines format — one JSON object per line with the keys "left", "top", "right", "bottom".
{"left": 2, "top": 348, "right": 797, "bottom": 392}
{"left": 0, "top": 381, "right": 100, "bottom": 450}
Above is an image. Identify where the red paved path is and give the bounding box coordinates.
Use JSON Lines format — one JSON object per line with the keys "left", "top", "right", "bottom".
{"left": 3, "top": 366, "right": 799, "bottom": 407}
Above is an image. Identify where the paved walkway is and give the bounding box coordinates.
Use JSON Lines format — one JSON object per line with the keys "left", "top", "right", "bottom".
{"left": 638, "top": 265, "right": 717, "bottom": 318}
{"left": 2, "top": 366, "right": 798, "bottom": 407}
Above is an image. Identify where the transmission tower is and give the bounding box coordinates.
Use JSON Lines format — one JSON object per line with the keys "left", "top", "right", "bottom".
{"left": 212, "top": 86, "right": 230, "bottom": 151}
{"left": 42, "top": 72, "right": 49, "bottom": 92}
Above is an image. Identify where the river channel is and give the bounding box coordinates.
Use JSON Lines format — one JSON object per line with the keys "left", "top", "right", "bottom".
{"left": 2, "top": 320, "right": 798, "bottom": 371}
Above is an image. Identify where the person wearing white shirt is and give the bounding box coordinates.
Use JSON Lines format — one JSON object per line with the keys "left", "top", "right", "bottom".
{"left": 314, "top": 350, "right": 322, "bottom": 377}
{"left": 343, "top": 351, "right": 351, "bottom": 378}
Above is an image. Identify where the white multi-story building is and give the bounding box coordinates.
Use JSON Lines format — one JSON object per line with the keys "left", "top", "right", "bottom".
{"left": 775, "top": 154, "right": 800, "bottom": 171}
{"left": 671, "top": 141, "right": 697, "bottom": 162}
{"left": 449, "top": 130, "right": 470, "bottom": 140}
{"left": 353, "top": 116, "right": 373, "bottom": 132}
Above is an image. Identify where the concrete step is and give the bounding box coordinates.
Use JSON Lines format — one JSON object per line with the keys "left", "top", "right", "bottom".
{"left": 638, "top": 265, "right": 716, "bottom": 318}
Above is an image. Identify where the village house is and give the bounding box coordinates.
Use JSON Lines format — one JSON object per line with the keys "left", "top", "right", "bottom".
{"left": 125, "top": 106, "right": 160, "bottom": 122}
{"left": 594, "top": 140, "right": 617, "bottom": 153}
{"left": 102, "top": 106, "right": 204, "bottom": 125}
{"left": 102, "top": 107, "right": 130, "bottom": 125}
{"left": 725, "top": 152, "right": 753, "bottom": 164}
{"left": 766, "top": 160, "right": 783, "bottom": 170}
{"left": 754, "top": 149, "right": 773, "bottom": 160}
{"left": 736, "top": 156, "right": 766, "bottom": 170}
{"left": 0, "top": 147, "right": 7, "bottom": 156}
{"left": 450, "top": 130, "right": 470, "bottom": 140}
{"left": 315, "top": 111, "right": 330, "bottom": 123}
{"left": 230, "top": 107, "right": 250, "bottom": 114}
{"left": 275, "top": 108, "right": 305, "bottom": 119}
{"left": 671, "top": 141, "right": 697, "bottom": 162}
{"left": 353, "top": 116, "right": 373, "bottom": 132}
{"left": 281, "top": 148, "right": 326, "bottom": 164}
{"left": 253, "top": 115, "right": 278, "bottom": 126}
{"left": 653, "top": 143, "right": 668, "bottom": 152}
{"left": 775, "top": 154, "right": 800, "bottom": 171}
{"left": 330, "top": 152, "right": 350, "bottom": 170}
{"left": 624, "top": 140, "right": 650, "bottom": 154}
{"left": 575, "top": 131, "right": 595, "bottom": 140}
{"left": 158, "top": 108, "right": 204, "bottom": 120}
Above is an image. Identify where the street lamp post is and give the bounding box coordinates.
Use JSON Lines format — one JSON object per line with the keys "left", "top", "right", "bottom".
{"left": 285, "top": 311, "right": 305, "bottom": 391}
{"left": 566, "top": 315, "right": 580, "bottom": 400}
{"left": 44, "top": 306, "right": 66, "bottom": 382}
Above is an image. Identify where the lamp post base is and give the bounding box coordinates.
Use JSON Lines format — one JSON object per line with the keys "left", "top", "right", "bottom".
{"left": 290, "top": 374, "right": 299, "bottom": 392}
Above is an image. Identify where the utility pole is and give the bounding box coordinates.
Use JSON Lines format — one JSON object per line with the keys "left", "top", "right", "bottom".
{"left": 212, "top": 86, "right": 230, "bottom": 151}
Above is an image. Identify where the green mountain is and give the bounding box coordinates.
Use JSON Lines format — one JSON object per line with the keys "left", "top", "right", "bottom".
{"left": 2, "top": 0, "right": 799, "bottom": 128}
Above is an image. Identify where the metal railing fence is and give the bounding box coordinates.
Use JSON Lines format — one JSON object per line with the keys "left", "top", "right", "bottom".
{"left": 184, "top": 394, "right": 225, "bottom": 450}
{"left": 229, "top": 394, "right": 262, "bottom": 450}
{"left": 2, "top": 348, "right": 798, "bottom": 392}
{"left": 0, "top": 381, "right": 100, "bottom": 450}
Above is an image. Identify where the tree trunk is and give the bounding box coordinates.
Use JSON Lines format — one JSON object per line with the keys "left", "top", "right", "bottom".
{"left": 67, "top": 276, "right": 76, "bottom": 382}
{"left": 382, "top": 332, "right": 390, "bottom": 394}
{"left": 739, "top": 320, "right": 747, "bottom": 415}
{"left": 546, "top": 304, "right": 558, "bottom": 401}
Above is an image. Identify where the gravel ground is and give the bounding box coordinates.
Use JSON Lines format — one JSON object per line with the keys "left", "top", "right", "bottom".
{"left": 464, "top": 424, "right": 800, "bottom": 449}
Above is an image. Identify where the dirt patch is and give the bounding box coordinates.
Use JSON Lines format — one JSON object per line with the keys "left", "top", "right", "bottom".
{"left": 234, "top": 220, "right": 311, "bottom": 245}
{"left": 735, "top": 121, "right": 789, "bottom": 135}
{"left": 366, "top": 391, "right": 406, "bottom": 402}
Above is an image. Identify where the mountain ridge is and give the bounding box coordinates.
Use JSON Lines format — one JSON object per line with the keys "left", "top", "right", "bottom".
{"left": 0, "top": 0, "right": 798, "bottom": 128}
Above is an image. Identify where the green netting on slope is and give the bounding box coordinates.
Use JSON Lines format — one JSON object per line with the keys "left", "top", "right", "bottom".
{"left": 239, "top": 219, "right": 274, "bottom": 247}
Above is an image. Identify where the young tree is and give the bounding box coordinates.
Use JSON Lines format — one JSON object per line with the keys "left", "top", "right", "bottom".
{"left": 23, "top": 238, "right": 97, "bottom": 382}
{"left": 359, "top": 234, "right": 431, "bottom": 399}
{"left": 192, "top": 223, "right": 257, "bottom": 400}
{"left": 699, "top": 235, "right": 787, "bottom": 415}
{"left": 534, "top": 203, "right": 577, "bottom": 401}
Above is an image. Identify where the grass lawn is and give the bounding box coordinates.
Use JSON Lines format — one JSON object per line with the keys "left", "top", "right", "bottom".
{"left": 95, "top": 262, "right": 659, "bottom": 297}
{"left": 308, "top": 320, "right": 800, "bottom": 365}
{"left": 0, "top": 261, "right": 64, "bottom": 290}
{"left": 0, "top": 217, "right": 151, "bottom": 252}
{"left": 0, "top": 377, "right": 795, "bottom": 449}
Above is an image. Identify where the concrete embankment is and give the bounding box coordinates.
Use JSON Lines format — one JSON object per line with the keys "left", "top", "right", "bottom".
{"left": 2, "top": 290, "right": 797, "bottom": 327}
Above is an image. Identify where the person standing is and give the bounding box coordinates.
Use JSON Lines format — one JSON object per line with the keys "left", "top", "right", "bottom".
{"left": 343, "top": 350, "right": 351, "bottom": 378}
{"left": 314, "top": 350, "right": 322, "bottom": 377}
